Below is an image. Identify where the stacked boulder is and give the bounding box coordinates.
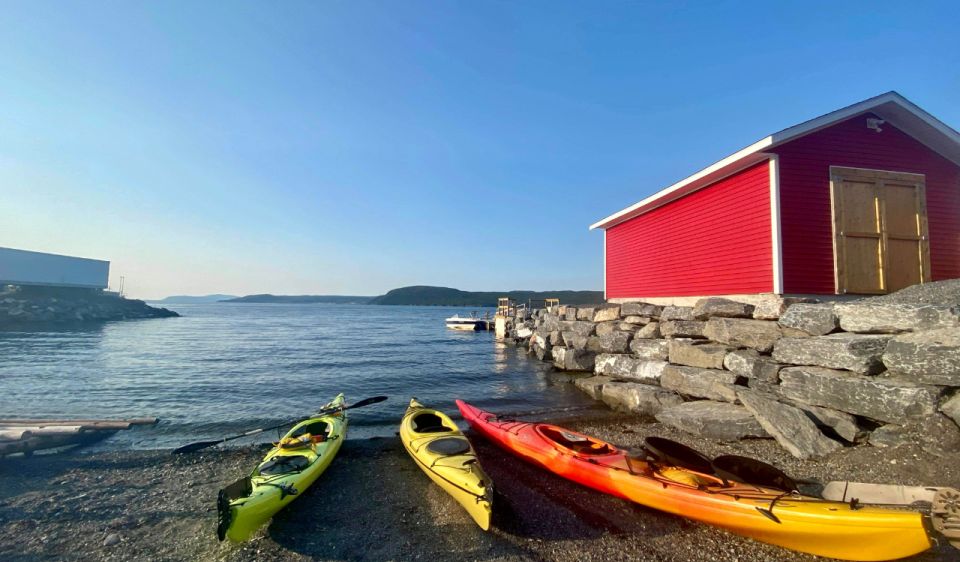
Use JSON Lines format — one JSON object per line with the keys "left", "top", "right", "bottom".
{"left": 504, "top": 291, "right": 960, "bottom": 460}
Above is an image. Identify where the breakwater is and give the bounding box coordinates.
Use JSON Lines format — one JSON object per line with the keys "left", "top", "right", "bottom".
{"left": 501, "top": 284, "right": 960, "bottom": 460}
{"left": 0, "top": 286, "right": 178, "bottom": 324}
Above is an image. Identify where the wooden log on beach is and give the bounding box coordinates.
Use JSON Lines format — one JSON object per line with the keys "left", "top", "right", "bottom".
{"left": 0, "top": 417, "right": 158, "bottom": 427}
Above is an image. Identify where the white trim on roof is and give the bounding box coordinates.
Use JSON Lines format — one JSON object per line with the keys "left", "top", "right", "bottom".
{"left": 590, "top": 91, "right": 960, "bottom": 231}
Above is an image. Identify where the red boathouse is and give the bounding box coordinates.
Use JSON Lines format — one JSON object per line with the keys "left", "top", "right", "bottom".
{"left": 590, "top": 92, "right": 960, "bottom": 303}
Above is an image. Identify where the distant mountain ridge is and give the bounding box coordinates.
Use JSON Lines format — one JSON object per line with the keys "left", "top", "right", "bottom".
{"left": 177, "top": 286, "right": 604, "bottom": 306}
{"left": 152, "top": 294, "right": 237, "bottom": 304}
{"left": 367, "top": 286, "right": 605, "bottom": 306}
{"left": 221, "top": 294, "right": 374, "bottom": 304}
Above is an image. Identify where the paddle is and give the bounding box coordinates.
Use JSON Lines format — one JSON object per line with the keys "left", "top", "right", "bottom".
{"left": 172, "top": 395, "right": 387, "bottom": 455}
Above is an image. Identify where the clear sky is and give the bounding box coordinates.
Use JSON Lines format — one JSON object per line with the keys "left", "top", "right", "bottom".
{"left": 1, "top": 1, "right": 957, "bottom": 299}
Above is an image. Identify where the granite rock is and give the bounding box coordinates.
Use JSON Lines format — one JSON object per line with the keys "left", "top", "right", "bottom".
{"left": 601, "top": 382, "right": 683, "bottom": 416}
{"left": 661, "top": 306, "right": 694, "bottom": 321}
{"left": 778, "top": 366, "right": 940, "bottom": 423}
{"left": 551, "top": 346, "right": 596, "bottom": 372}
{"left": 668, "top": 340, "right": 731, "bottom": 370}
{"left": 594, "top": 354, "right": 667, "bottom": 384}
{"left": 574, "top": 375, "right": 613, "bottom": 400}
{"left": 752, "top": 296, "right": 818, "bottom": 320}
{"left": 660, "top": 320, "right": 706, "bottom": 339}
{"left": 629, "top": 338, "right": 670, "bottom": 361}
{"left": 656, "top": 401, "right": 769, "bottom": 441}
{"left": 635, "top": 322, "right": 661, "bottom": 339}
{"left": 738, "top": 389, "right": 843, "bottom": 459}
{"left": 835, "top": 303, "right": 960, "bottom": 334}
{"left": 883, "top": 328, "right": 960, "bottom": 386}
{"left": 620, "top": 302, "right": 664, "bottom": 318}
{"left": 660, "top": 365, "right": 739, "bottom": 402}
{"left": 723, "top": 349, "right": 782, "bottom": 384}
{"left": 704, "top": 318, "right": 781, "bottom": 353}
{"left": 692, "top": 298, "right": 755, "bottom": 320}
{"left": 772, "top": 333, "right": 891, "bottom": 374}
{"left": 778, "top": 304, "right": 839, "bottom": 336}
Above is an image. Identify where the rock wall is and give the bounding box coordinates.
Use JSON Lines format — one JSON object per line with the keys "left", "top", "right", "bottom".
{"left": 0, "top": 286, "right": 179, "bottom": 324}
{"left": 502, "top": 286, "right": 960, "bottom": 460}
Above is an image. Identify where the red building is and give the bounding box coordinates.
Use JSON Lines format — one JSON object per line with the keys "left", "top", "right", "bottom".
{"left": 591, "top": 92, "right": 960, "bottom": 303}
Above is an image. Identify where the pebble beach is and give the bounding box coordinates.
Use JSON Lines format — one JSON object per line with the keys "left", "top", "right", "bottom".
{"left": 2, "top": 412, "right": 958, "bottom": 562}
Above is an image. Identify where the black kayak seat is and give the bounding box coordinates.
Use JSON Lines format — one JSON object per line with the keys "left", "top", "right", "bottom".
{"left": 644, "top": 436, "right": 714, "bottom": 474}
{"left": 713, "top": 454, "right": 798, "bottom": 492}
{"left": 427, "top": 437, "right": 471, "bottom": 456}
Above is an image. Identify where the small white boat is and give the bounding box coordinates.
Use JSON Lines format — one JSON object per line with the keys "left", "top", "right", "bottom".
{"left": 445, "top": 314, "right": 488, "bottom": 331}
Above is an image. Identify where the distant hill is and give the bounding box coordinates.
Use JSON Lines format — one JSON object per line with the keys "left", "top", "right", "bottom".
{"left": 152, "top": 294, "right": 237, "bottom": 304}
{"left": 367, "top": 286, "right": 605, "bottom": 306}
{"left": 221, "top": 294, "right": 374, "bottom": 304}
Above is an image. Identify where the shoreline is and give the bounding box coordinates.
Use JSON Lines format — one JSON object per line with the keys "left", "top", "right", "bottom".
{"left": 2, "top": 414, "right": 957, "bottom": 561}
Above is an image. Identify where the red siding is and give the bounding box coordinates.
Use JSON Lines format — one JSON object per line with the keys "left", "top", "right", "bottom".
{"left": 775, "top": 114, "right": 960, "bottom": 294}
{"left": 606, "top": 161, "right": 772, "bottom": 299}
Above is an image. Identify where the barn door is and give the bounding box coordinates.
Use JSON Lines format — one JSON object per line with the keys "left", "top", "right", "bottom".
{"left": 829, "top": 167, "right": 930, "bottom": 294}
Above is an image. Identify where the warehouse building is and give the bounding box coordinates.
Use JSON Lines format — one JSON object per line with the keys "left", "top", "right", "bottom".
{"left": 590, "top": 92, "right": 960, "bottom": 304}
{"left": 0, "top": 247, "right": 110, "bottom": 290}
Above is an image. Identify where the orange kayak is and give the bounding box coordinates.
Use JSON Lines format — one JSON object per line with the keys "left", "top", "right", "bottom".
{"left": 456, "top": 400, "right": 934, "bottom": 561}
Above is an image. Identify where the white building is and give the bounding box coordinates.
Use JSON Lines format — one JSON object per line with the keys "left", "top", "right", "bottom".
{"left": 0, "top": 247, "right": 110, "bottom": 290}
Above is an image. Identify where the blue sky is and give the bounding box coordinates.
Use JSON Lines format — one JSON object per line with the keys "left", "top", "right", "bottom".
{"left": 1, "top": 1, "right": 957, "bottom": 299}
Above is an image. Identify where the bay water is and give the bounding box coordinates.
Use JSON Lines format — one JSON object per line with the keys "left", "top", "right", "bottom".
{"left": 0, "top": 303, "right": 597, "bottom": 450}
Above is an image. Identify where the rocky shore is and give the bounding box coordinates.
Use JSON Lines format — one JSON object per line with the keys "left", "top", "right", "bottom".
{"left": 0, "top": 286, "right": 178, "bottom": 324}
{"left": 502, "top": 280, "right": 960, "bottom": 461}
{"left": 1, "top": 415, "right": 957, "bottom": 562}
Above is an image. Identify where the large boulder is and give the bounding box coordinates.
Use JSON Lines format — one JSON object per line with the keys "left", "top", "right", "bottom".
{"left": 552, "top": 347, "right": 596, "bottom": 372}
{"left": 594, "top": 354, "right": 667, "bottom": 384}
{"left": 601, "top": 382, "right": 683, "bottom": 416}
{"left": 598, "top": 331, "right": 632, "bottom": 353}
{"left": 656, "top": 401, "right": 769, "bottom": 441}
{"left": 753, "top": 296, "right": 818, "bottom": 320}
{"left": 574, "top": 375, "right": 613, "bottom": 400}
{"left": 576, "top": 307, "right": 596, "bottom": 321}
{"left": 562, "top": 331, "right": 588, "bottom": 351}
{"left": 515, "top": 326, "right": 533, "bottom": 339}
{"left": 630, "top": 338, "right": 670, "bottom": 361}
{"left": 835, "top": 303, "right": 960, "bottom": 334}
{"left": 772, "top": 333, "right": 891, "bottom": 374}
{"left": 883, "top": 328, "right": 960, "bottom": 386}
{"left": 559, "top": 320, "right": 596, "bottom": 338}
{"left": 620, "top": 317, "right": 651, "bottom": 327}
{"left": 692, "top": 298, "right": 754, "bottom": 320}
{"left": 778, "top": 366, "right": 940, "bottom": 423}
{"left": 660, "top": 320, "right": 706, "bottom": 339}
{"left": 704, "top": 318, "right": 781, "bottom": 353}
{"left": 564, "top": 306, "right": 578, "bottom": 321}
{"left": 668, "top": 340, "right": 731, "bottom": 370}
{"left": 592, "top": 305, "right": 621, "bottom": 323}
{"left": 737, "top": 390, "right": 843, "bottom": 459}
{"left": 780, "top": 399, "right": 863, "bottom": 442}
{"left": 595, "top": 321, "right": 619, "bottom": 336}
{"left": 661, "top": 306, "right": 694, "bottom": 321}
{"left": 778, "top": 304, "right": 839, "bottom": 336}
{"left": 723, "top": 349, "right": 782, "bottom": 384}
{"left": 621, "top": 302, "right": 664, "bottom": 318}
{"left": 635, "top": 322, "right": 661, "bottom": 339}
{"left": 542, "top": 315, "right": 561, "bottom": 333}
{"left": 868, "top": 414, "right": 960, "bottom": 457}
{"left": 942, "top": 392, "right": 960, "bottom": 428}
{"left": 660, "top": 365, "right": 739, "bottom": 402}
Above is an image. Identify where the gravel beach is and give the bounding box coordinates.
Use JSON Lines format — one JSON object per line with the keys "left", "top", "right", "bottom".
{"left": 1, "top": 412, "right": 958, "bottom": 562}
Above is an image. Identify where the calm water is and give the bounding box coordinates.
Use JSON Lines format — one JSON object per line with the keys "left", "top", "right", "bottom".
{"left": 0, "top": 304, "right": 596, "bottom": 449}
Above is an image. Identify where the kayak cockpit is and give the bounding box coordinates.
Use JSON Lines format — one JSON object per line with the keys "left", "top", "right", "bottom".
{"left": 257, "top": 454, "right": 311, "bottom": 476}
{"left": 411, "top": 412, "right": 455, "bottom": 434}
{"left": 538, "top": 425, "right": 616, "bottom": 456}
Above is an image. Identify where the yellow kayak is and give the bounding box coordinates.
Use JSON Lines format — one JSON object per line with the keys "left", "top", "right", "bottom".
{"left": 399, "top": 398, "right": 493, "bottom": 530}
{"left": 217, "top": 394, "right": 347, "bottom": 542}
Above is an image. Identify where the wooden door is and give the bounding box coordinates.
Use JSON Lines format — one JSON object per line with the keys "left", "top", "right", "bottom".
{"left": 830, "top": 167, "right": 930, "bottom": 294}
